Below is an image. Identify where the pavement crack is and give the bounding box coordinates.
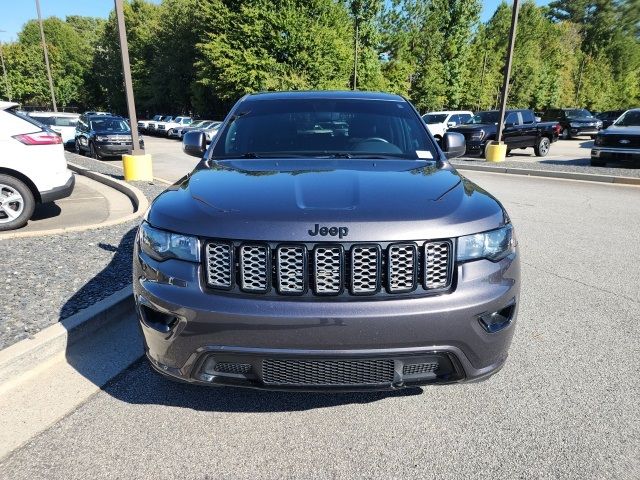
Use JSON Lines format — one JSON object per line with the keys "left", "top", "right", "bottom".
{"left": 522, "top": 261, "right": 639, "bottom": 306}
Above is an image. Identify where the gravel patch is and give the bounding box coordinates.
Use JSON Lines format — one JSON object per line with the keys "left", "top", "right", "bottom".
{"left": 0, "top": 153, "right": 169, "bottom": 350}
{"left": 451, "top": 155, "right": 640, "bottom": 178}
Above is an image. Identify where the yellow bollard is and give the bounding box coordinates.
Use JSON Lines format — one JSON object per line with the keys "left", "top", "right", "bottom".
{"left": 122, "top": 154, "right": 153, "bottom": 182}
{"left": 485, "top": 142, "right": 507, "bottom": 163}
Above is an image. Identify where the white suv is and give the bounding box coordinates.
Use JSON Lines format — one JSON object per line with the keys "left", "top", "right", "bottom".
{"left": 422, "top": 110, "right": 473, "bottom": 139}
{"left": 0, "top": 102, "right": 75, "bottom": 231}
{"left": 27, "top": 111, "right": 80, "bottom": 149}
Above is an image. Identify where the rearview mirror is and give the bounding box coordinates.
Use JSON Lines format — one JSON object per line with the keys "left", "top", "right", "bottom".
{"left": 441, "top": 132, "right": 466, "bottom": 159}
{"left": 182, "top": 131, "right": 206, "bottom": 158}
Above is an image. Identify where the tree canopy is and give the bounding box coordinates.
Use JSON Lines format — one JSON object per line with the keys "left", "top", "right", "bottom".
{"left": 1, "top": 0, "right": 638, "bottom": 115}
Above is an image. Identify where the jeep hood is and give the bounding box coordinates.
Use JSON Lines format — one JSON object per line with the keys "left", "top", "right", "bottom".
{"left": 147, "top": 159, "right": 507, "bottom": 241}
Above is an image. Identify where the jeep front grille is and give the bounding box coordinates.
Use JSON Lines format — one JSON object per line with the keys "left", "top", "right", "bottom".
{"left": 204, "top": 240, "right": 454, "bottom": 297}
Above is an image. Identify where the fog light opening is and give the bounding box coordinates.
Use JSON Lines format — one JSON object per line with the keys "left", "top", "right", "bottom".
{"left": 140, "top": 304, "right": 178, "bottom": 333}
{"left": 479, "top": 301, "right": 516, "bottom": 333}
{"left": 201, "top": 357, "right": 253, "bottom": 379}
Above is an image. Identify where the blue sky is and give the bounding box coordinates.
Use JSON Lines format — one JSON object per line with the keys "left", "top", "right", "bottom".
{"left": 1, "top": 0, "right": 550, "bottom": 43}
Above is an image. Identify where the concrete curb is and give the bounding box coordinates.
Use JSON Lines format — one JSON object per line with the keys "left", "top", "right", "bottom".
{"left": 452, "top": 163, "right": 640, "bottom": 186}
{"left": 0, "top": 163, "right": 149, "bottom": 241}
{"left": 0, "top": 286, "right": 135, "bottom": 392}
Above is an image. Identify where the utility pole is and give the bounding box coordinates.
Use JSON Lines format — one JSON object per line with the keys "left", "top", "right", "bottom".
{"left": 35, "top": 0, "right": 57, "bottom": 111}
{"left": 114, "top": 0, "right": 143, "bottom": 155}
{"left": 477, "top": 50, "right": 488, "bottom": 111}
{"left": 0, "top": 31, "right": 11, "bottom": 101}
{"left": 496, "top": 0, "right": 520, "bottom": 144}
{"left": 353, "top": 20, "right": 359, "bottom": 91}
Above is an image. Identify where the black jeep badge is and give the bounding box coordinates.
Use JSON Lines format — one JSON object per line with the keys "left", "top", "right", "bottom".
{"left": 308, "top": 224, "right": 349, "bottom": 239}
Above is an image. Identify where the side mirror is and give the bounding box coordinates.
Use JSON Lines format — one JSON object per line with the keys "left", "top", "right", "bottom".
{"left": 447, "top": 121, "right": 456, "bottom": 128}
{"left": 441, "top": 132, "right": 466, "bottom": 159}
{"left": 535, "top": 116, "right": 541, "bottom": 122}
{"left": 182, "top": 131, "right": 206, "bottom": 157}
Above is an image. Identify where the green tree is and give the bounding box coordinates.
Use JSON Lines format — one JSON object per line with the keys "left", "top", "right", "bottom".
{"left": 197, "top": 0, "right": 353, "bottom": 105}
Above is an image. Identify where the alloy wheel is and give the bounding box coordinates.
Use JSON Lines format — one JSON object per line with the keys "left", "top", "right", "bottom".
{"left": 0, "top": 184, "right": 25, "bottom": 224}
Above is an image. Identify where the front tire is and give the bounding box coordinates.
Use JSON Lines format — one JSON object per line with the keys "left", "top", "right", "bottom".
{"left": 0, "top": 175, "right": 36, "bottom": 231}
{"left": 534, "top": 137, "right": 551, "bottom": 157}
{"left": 89, "top": 142, "right": 101, "bottom": 160}
{"left": 561, "top": 127, "right": 571, "bottom": 140}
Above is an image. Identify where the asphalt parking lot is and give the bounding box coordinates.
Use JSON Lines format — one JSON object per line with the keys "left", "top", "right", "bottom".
{"left": 2, "top": 169, "right": 638, "bottom": 479}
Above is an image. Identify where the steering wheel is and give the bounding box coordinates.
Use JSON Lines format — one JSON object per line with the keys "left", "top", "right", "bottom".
{"left": 360, "top": 137, "right": 389, "bottom": 143}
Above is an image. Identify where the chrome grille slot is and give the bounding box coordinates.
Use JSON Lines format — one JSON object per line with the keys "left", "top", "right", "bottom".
{"left": 314, "top": 246, "right": 343, "bottom": 295}
{"left": 351, "top": 245, "right": 380, "bottom": 294}
{"left": 240, "top": 245, "right": 269, "bottom": 292}
{"left": 277, "top": 246, "right": 306, "bottom": 294}
{"left": 387, "top": 244, "right": 417, "bottom": 293}
{"left": 205, "top": 242, "right": 233, "bottom": 289}
{"left": 424, "top": 241, "right": 452, "bottom": 289}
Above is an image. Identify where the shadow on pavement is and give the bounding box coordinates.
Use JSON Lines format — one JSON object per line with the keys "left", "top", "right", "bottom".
{"left": 103, "top": 359, "right": 424, "bottom": 413}
{"left": 29, "top": 202, "right": 62, "bottom": 221}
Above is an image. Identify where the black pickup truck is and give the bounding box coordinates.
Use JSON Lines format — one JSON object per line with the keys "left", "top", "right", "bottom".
{"left": 448, "top": 109, "right": 560, "bottom": 158}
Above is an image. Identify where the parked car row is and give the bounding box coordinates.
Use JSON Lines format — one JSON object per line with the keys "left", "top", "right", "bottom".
{"left": 421, "top": 106, "right": 638, "bottom": 160}
{"left": 137, "top": 115, "right": 192, "bottom": 136}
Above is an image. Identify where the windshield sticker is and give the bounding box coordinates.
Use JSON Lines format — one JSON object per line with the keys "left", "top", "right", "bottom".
{"left": 416, "top": 150, "right": 433, "bottom": 159}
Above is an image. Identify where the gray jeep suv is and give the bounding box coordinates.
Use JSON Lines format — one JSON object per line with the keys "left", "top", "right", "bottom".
{"left": 134, "top": 91, "right": 520, "bottom": 391}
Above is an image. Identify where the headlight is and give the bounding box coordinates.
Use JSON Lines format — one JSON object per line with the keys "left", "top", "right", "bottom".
{"left": 95, "top": 135, "right": 110, "bottom": 142}
{"left": 470, "top": 131, "right": 485, "bottom": 141}
{"left": 594, "top": 136, "right": 603, "bottom": 146}
{"left": 457, "top": 224, "right": 515, "bottom": 262}
{"left": 139, "top": 222, "right": 200, "bottom": 262}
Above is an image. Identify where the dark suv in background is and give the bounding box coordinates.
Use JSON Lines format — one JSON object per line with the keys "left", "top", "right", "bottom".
{"left": 448, "top": 109, "right": 558, "bottom": 158}
{"left": 133, "top": 91, "right": 520, "bottom": 392}
{"left": 74, "top": 114, "right": 144, "bottom": 159}
{"left": 541, "top": 108, "right": 602, "bottom": 139}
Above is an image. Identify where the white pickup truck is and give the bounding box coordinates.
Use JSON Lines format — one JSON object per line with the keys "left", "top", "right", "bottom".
{"left": 422, "top": 110, "right": 473, "bottom": 139}
{"left": 0, "top": 102, "right": 75, "bottom": 230}
{"left": 155, "top": 116, "right": 192, "bottom": 136}
{"left": 138, "top": 114, "right": 164, "bottom": 133}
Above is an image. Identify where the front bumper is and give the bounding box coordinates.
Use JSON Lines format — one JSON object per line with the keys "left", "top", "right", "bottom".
{"left": 95, "top": 139, "right": 145, "bottom": 157}
{"left": 569, "top": 126, "right": 600, "bottom": 136}
{"left": 133, "top": 243, "right": 520, "bottom": 391}
{"left": 591, "top": 147, "right": 640, "bottom": 163}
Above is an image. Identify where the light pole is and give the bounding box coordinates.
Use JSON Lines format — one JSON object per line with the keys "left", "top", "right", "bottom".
{"left": 35, "top": 0, "right": 57, "bottom": 111}
{"left": 0, "top": 31, "right": 11, "bottom": 101}
{"left": 114, "top": 0, "right": 143, "bottom": 156}
{"left": 496, "top": 0, "right": 520, "bottom": 144}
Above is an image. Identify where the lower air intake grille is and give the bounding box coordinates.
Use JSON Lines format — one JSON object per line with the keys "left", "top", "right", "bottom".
{"left": 213, "top": 362, "right": 252, "bottom": 375}
{"left": 262, "top": 359, "right": 395, "bottom": 386}
{"left": 403, "top": 363, "right": 438, "bottom": 375}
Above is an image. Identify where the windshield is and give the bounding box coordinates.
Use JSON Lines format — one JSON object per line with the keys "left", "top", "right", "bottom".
{"left": 422, "top": 114, "right": 447, "bottom": 124}
{"left": 162, "top": 116, "right": 173, "bottom": 122}
{"left": 90, "top": 118, "right": 130, "bottom": 132}
{"left": 467, "top": 111, "right": 500, "bottom": 124}
{"left": 211, "top": 98, "right": 436, "bottom": 160}
{"left": 190, "top": 120, "right": 206, "bottom": 128}
{"left": 614, "top": 110, "right": 640, "bottom": 126}
{"left": 565, "top": 109, "right": 593, "bottom": 118}
{"left": 153, "top": 115, "right": 162, "bottom": 121}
